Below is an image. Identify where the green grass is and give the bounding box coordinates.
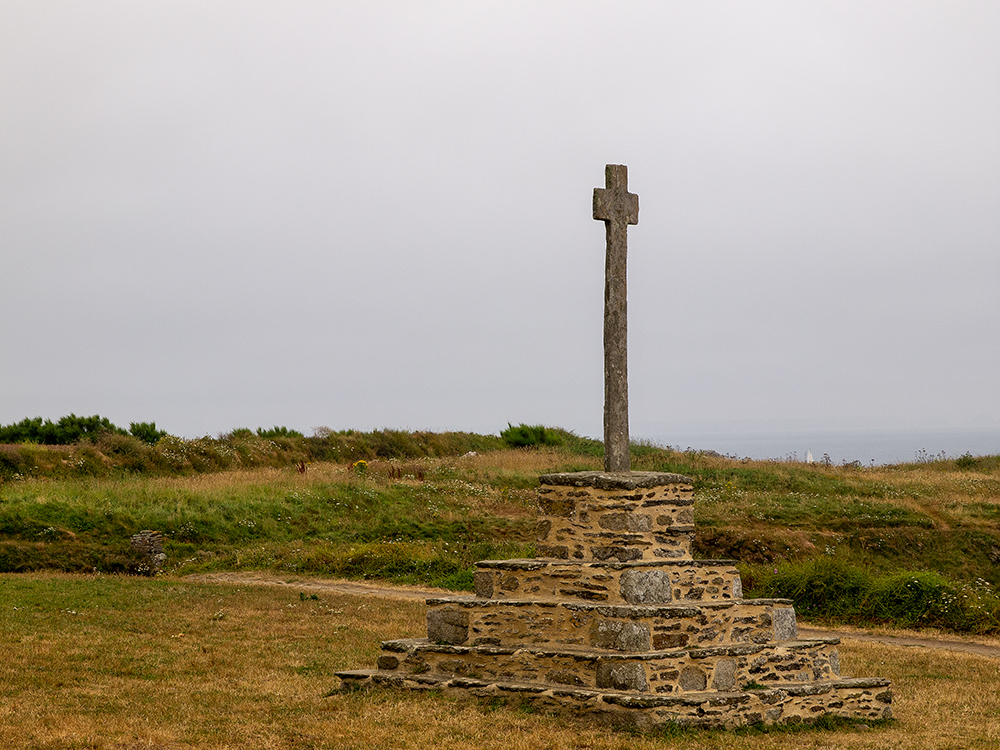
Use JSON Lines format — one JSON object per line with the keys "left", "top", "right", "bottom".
{"left": 0, "top": 463, "right": 541, "bottom": 588}
{"left": 3, "top": 429, "right": 1000, "bottom": 632}
{"left": 743, "top": 557, "right": 1000, "bottom": 633}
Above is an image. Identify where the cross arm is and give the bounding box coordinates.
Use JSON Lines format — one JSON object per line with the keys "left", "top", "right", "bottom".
{"left": 593, "top": 164, "right": 639, "bottom": 226}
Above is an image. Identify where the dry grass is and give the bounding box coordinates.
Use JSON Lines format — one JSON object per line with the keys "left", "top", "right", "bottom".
{"left": 135, "top": 463, "right": 351, "bottom": 494}
{"left": 451, "top": 446, "right": 598, "bottom": 474}
{"left": 3, "top": 573, "right": 1000, "bottom": 749}
{"left": 139, "top": 451, "right": 555, "bottom": 521}
{"left": 0, "top": 572, "right": 423, "bottom": 749}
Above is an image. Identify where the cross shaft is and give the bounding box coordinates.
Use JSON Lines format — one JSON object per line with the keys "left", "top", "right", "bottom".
{"left": 593, "top": 164, "right": 638, "bottom": 473}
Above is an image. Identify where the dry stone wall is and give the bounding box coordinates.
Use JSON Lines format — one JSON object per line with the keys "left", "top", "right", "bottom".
{"left": 337, "top": 470, "right": 893, "bottom": 729}
{"left": 425, "top": 597, "right": 796, "bottom": 651}
{"left": 536, "top": 472, "right": 694, "bottom": 561}
{"left": 130, "top": 530, "right": 166, "bottom": 573}
{"left": 474, "top": 558, "right": 742, "bottom": 603}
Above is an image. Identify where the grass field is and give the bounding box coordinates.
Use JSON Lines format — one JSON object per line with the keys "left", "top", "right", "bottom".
{"left": 3, "top": 433, "right": 1000, "bottom": 633}
{"left": 2, "top": 573, "right": 999, "bottom": 749}
{"left": 3, "top": 432, "right": 1000, "bottom": 744}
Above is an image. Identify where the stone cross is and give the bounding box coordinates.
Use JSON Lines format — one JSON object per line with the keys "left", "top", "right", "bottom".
{"left": 593, "top": 164, "right": 638, "bottom": 473}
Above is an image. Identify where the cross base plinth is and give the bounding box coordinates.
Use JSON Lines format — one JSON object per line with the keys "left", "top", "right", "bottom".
{"left": 334, "top": 471, "right": 893, "bottom": 730}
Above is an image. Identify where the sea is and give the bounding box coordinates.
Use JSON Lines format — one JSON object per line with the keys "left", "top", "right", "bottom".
{"left": 639, "top": 428, "right": 1000, "bottom": 466}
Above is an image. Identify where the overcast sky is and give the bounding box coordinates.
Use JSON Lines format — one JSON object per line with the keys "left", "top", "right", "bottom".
{"left": 2, "top": 2, "right": 998, "bottom": 446}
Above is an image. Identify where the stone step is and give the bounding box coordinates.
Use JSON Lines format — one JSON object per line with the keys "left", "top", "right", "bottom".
{"left": 426, "top": 596, "right": 797, "bottom": 652}
{"left": 536, "top": 528, "right": 695, "bottom": 563}
{"left": 474, "top": 558, "right": 742, "bottom": 604}
{"left": 536, "top": 471, "right": 696, "bottom": 562}
{"left": 371, "top": 636, "right": 843, "bottom": 694}
{"left": 335, "top": 669, "right": 893, "bottom": 729}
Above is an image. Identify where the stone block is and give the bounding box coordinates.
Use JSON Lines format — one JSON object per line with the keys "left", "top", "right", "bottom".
{"left": 361, "top": 637, "right": 848, "bottom": 698}
{"left": 620, "top": 568, "right": 672, "bottom": 605}
{"left": 591, "top": 545, "right": 643, "bottom": 562}
{"left": 473, "top": 559, "right": 741, "bottom": 605}
{"left": 590, "top": 619, "right": 651, "bottom": 652}
{"left": 428, "top": 596, "right": 795, "bottom": 651}
{"left": 711, "top": 658, "right": 737, "bottom": 691}
{"left": 130, "top": 530, "right": 166, "bottom": 572}
{"left": 538, "top": 471, "right": 694, "bottom": 490}
{"left": 536, "top": 544, "right": 569, "bottom": 559}
{"left": 678, "top": 666, "right": 707, "bottom": 691}
{"left": 473, "top": 570, "right": 494, "bottom": 599}
{"left": 538, "top": 495, "right": 575, "bottom": 517}
{"left": 773, "top": 607, "right": 797, "bottom": 640}
{"left": 597, "top": 661, "right": 648, "bottom": 691}
{"left": 427, "top": 608, "right": 470, "bottom": 645}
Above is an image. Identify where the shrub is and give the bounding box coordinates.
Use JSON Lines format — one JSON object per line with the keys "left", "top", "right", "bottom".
{"left": 862, "top": 570, "right": 953, "bottom": 627}
{"left": 955, "top": 452, "right": 979, "bottom": 470}
{"left": 0, "top": 445, "right": 33, "bottom": 480}
{"left": 501, "top": 423, "right": 562, "bottom": 449}
{"left": 745, "top": 558, "right": 1000, "bottom": 633}
{"left": 0, "top": 414, "right": 127, "bottom": 445}
{"left": 129, "top": 421, "right": 168, "bottom": 445}
{"left": 766, "top": 557, "right": 870, "bottom": 618}
{"left": 98, "top": 433, "right": 148, "bottom": 465}
{"left": 256, "top": 426, "right": 305, "bottom": 439}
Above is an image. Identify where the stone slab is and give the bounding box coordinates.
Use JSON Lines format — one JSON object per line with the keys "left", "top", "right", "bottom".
{"left": 539, "top": 471, "right": 694, "bottom": 490}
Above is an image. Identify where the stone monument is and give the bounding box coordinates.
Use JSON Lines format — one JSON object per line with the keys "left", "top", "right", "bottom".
{"left": 593, "top": 164, "right": 638, "bottom": 473}
{"left": 336, "top": 166, "right": 892, "bottom": 728}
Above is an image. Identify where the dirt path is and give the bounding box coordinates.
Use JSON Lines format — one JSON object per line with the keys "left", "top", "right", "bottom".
{"left": 188, "top": 571, "right": 455, "bottom": 601}
{"left": 795, "top": 625, "right": 1000, "bottom": 659}
{"left": 188, "top": 571, "right": 1000, "bottom": 659}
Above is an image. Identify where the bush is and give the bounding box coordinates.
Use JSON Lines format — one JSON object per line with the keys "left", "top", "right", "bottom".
{"left": 501, "top": 423, "right": 562, "bottom": 449}
{"left": 745, "top": 557, "right": 1000, "bottom": 634}
{"left": 97, "top": 433, "right": 152, "bottom": 471}
{"left": 129, "top": 421, "right": 168, "bottom": 445}
{"left": 0, "top": 445, "right": 34, "bottom": 480}
{"left": 256, "top": 426, "right": 305, "bottom": 439}
{"left": 0, "top": 414, "right": 127, "bottom": 445}
{"left": 765, "top": 557, "right": 870, "bottom": 618}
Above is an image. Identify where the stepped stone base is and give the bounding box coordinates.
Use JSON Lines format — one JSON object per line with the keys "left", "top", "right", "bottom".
{"left": 336, "top": 669, "right": 892, "bottom": 730}
{"left": 335, "top": 470, "right": 892, "bottom": 730}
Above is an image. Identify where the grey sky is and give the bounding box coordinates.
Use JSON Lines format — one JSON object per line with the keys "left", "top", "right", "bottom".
{"left": 2, "top": 2, "right": 998, "bottom": 442}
